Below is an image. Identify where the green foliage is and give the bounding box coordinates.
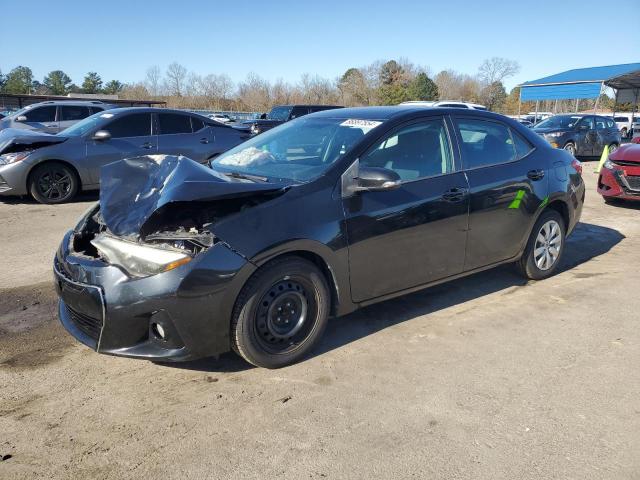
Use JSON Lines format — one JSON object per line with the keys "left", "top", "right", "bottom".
{"left": 407, "top": 73, "right": 438, "bottom": 101}
{"left": 3, "top": 66, "right": 33, "bottom": 94}
{"left": 480, "top": 81, "right": 507, "bottom": 111}
{"left": 43, "top": 70, "right": 72, "bottom": 95}
{"left": 378, "top": 83, "right": 411, "bottom": 105}
{"left": 103, "top": 80, "right": 124, "bottom": 95}
{"left": 379, "top": 60, "right": 404, "bottom": 85}
{"left": 82, "top": 72, "right": 103, "bottom": 93}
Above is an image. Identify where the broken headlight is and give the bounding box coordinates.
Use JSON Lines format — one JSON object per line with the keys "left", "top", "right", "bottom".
{"left": 91, "top": 234, "right": 191, "bottom": 278}
{"left": 0, "top": 151, "right": 31, "bottom": 165}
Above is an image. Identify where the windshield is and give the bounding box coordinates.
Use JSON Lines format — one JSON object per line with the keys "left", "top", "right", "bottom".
{"left": 267, "top": 106, "right": 293, "bottom": 121}
{"left": 211, "top": 116, "right": 383, "bottom": 182}
{"left": 535, "top": 115, "right": 581, "bottom": 129}
{"left": 58, "top": 111, "right": 113, "bottom": 137}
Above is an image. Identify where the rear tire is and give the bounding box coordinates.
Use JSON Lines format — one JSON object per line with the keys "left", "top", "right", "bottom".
{"left": 231, "top": 256, "right": 330, "bottom": 368}
{"left": 29, "top": 161, "right": 78, "bottom": 204}
{"left": 515, "top": 210, "right": 566, "bottom": 280}
{"left": 563, "top": 142, "right": 576, "bottom": 156}
{"left": 608, "top": 143, "right": 619, "bottom": 154}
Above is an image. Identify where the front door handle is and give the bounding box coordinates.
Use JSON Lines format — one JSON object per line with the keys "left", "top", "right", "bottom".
{"left": 527, "top": 169, "right": 545, "bottom": 181}
{"left": 442, "top": 187, "right": 469, "bottom": 202}
{"left": 199, "top": 138, "right": 210, "bottom": 144}
{"left": 141, "top": 142, "right": 154, "bottom": 149}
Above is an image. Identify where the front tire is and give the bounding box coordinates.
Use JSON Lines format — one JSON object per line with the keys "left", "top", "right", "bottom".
{"left": 516, "top": 210, "right": 566, "bottom": 280}
{"left": 29, "top": 161, "right": 78, "bottom": 204}
{"left": 231, "top": 256, "right": 330, "bottom": 368}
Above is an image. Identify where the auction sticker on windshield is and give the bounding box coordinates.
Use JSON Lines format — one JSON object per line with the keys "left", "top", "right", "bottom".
{"left": 340, "top": 119, "right": 382, "bottom": 133}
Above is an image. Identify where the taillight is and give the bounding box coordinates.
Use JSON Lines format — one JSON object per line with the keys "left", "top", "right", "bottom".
{"left": 571, "top": 159, "right": 582, "bottom": 175}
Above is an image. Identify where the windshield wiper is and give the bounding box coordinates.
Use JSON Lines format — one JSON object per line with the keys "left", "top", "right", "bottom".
{"left": 223, "top": 171, "right": 269, "bottom": 183}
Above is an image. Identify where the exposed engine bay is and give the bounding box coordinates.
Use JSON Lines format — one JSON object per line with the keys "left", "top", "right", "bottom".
{"left": 70, "top": 155, "right": 290, "bottom": 275}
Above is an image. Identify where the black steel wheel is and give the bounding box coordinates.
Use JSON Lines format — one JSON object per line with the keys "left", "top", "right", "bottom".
{"left": 231, "top": 256, "right": 330, "bottom": 368}
{"left": 29, "top": 161, "right": 78, "bottom": 204}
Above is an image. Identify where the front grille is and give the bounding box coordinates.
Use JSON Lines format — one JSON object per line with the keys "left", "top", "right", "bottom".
{"left": 626, "top": 175, "right": 640, "bottom": 190}
{"left": 66, "top": 304, "right": 103, "bottom": 340}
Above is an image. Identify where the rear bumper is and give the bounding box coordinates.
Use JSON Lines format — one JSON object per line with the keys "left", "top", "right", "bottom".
{"left": 54, "top": 230, "right": 256, "bottom": 361}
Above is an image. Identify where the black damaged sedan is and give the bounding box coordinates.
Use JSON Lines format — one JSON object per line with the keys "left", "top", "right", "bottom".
{"left": 55, "top": 107, "right": 585, "bottom": 368}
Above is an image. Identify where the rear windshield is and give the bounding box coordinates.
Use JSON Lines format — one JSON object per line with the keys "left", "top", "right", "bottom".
{"left": 267, "top": 106, "right": 293, "bottom": 121}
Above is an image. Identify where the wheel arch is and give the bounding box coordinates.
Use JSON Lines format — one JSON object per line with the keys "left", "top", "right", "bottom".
{"left": 26, "top": 158, "right": 83, "bottom": 194}
{"left": 545, "top": 199, "right": 570, "bottom": 230}
{"left": 248, "top": 240, "right": 353, "bottom": 318}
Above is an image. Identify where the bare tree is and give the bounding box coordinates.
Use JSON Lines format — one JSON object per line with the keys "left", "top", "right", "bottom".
{"left": 165, "top": 62, "right": 188, "bottom": 97}
{"left": 145, "top": 65, "right": 162, "bottom": 96}
{"left": 478, "top": 57, "right": 520, "bottom": 85}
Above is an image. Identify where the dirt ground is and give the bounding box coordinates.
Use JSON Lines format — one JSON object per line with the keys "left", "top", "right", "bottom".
{"left": 1, "top": 167, "right": 639, "bottom": 479}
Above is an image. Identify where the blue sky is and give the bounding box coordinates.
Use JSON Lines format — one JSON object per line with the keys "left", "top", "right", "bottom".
{"left": 2, "top": 0, "right": 639, "bottom": 92}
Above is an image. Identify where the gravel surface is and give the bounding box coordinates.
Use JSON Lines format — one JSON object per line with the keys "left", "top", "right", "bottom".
{"left": 1, "top": 168, "right": 639, "bottom": 479}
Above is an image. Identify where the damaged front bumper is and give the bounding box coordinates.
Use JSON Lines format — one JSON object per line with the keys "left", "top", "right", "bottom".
{"left": 54, "top": 229, "right": 256, "bottom": 361}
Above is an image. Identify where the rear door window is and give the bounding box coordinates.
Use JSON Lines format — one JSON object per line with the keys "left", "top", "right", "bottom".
{"left": 106, "top": 113, "right": 152, "bottom": 138}
{"left": 23, "top": 106, "right": 57, "bottom": 122}
{"left": 454, "top": 118, "right": 517, "bottom": 169}
{"left": 158, "top": 113, "right": 193, "bottom": 135}
{"left": 595, "top": 118, "right": 607, "bottom": 130}
{"left": 60, "top": 105, "right": 92, "bottom": 121}
{"left": 511, "top": 129, "right": 534, "bottom": 159}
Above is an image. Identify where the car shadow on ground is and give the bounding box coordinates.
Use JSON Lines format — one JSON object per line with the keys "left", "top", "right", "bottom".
{"left": 158, "top": 221, "right": 625, "bottom": 373}
{"left": 0, "top": 191, "right": 99, "bottom": 205}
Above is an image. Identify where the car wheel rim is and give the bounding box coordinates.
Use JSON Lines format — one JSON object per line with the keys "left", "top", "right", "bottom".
{"left": 534, "top": 220, "right": 562, "bottom": 271}
{"left": 37, "top": 168, "right": 71, "bottom": 200}
{"left": 609, "top": 144, "right": 618, "bottom": 153}
{"left": 564, "top": 144, "right": 575, "bottom": 155}
{"left": 255, "top": 279, "right": 314, "bottom": 353}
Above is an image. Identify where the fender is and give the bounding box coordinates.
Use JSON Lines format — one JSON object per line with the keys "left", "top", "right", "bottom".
{"left": 249, "top": 238, "right": 357, "bottom": 317}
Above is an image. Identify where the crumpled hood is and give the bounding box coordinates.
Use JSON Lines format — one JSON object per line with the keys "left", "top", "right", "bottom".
{"left": 100, "top": 155, "right": 290, "bottom": 237}
{"left": 0, "top": 128, "right": 67, "bottom": 155}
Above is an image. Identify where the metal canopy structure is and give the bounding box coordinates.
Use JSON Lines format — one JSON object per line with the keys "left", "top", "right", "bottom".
{"left": 0, "top": 93, "right": 166, "bottom": 111}
{"left": 518, "top": 63, "right": 640, "bottom": 121}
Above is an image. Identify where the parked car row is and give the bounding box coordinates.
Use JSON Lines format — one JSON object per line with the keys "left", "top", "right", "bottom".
{"left": 240, "top": 104, "right": 343, "bottom": 135}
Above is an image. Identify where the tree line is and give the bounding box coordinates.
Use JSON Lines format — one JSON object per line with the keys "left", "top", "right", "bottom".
{"left": 13, "top": 58, "right": 621, "bottom": 115}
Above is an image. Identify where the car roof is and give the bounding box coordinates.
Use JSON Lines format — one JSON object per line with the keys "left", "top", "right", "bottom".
{"left": 102, "top": 107, "right": 201, "bottom": 115}
{"left": 26, "top": 100, "right": 110, "bottom": 107}
{"left": 310, "top": 105, "right": 507, "bottom": 121}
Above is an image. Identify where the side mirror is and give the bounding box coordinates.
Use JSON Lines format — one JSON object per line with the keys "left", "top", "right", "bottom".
{"left": 354, "top": 166, "right": 401, "bottom": 192}
{"left": 92, "top": 130, "right": 111, "bottom": 141}
{"left": 15, "top": 115, "right": 27, "bottom": 122}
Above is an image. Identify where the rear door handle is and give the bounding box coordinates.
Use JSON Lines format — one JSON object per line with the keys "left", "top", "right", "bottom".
{"left": 141, "top": 142, "right": 154, "bottom": 149}
{"left": 199, "top": 138, "right": 210, "bottom": 144}
{"left": 442, "top": 187, "right": 469, "bottom": 202}
{"left": 527, "top": 169, "right": 545, "bottom": 181}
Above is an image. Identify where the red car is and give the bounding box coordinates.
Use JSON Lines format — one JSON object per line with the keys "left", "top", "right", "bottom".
{"left": 597, "top": 143, "right": 640, "bottom": 202}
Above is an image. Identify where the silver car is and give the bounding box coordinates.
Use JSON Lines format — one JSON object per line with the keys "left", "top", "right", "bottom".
{"left": 0, "top": 100, "right": 114, "bottom": 134}
{"left": 0, "top": 108, "right": 250, "bottom": 203}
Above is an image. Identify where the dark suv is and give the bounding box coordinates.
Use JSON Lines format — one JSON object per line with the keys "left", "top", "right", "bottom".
{"left": 55, "top": 107, "right": 585, "bottom": 368}
{"left": 533, "top": 114, "right": 621, "bottom": 157}
{"left": 241, "top": 104, "right": 343, "bottom": 135}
